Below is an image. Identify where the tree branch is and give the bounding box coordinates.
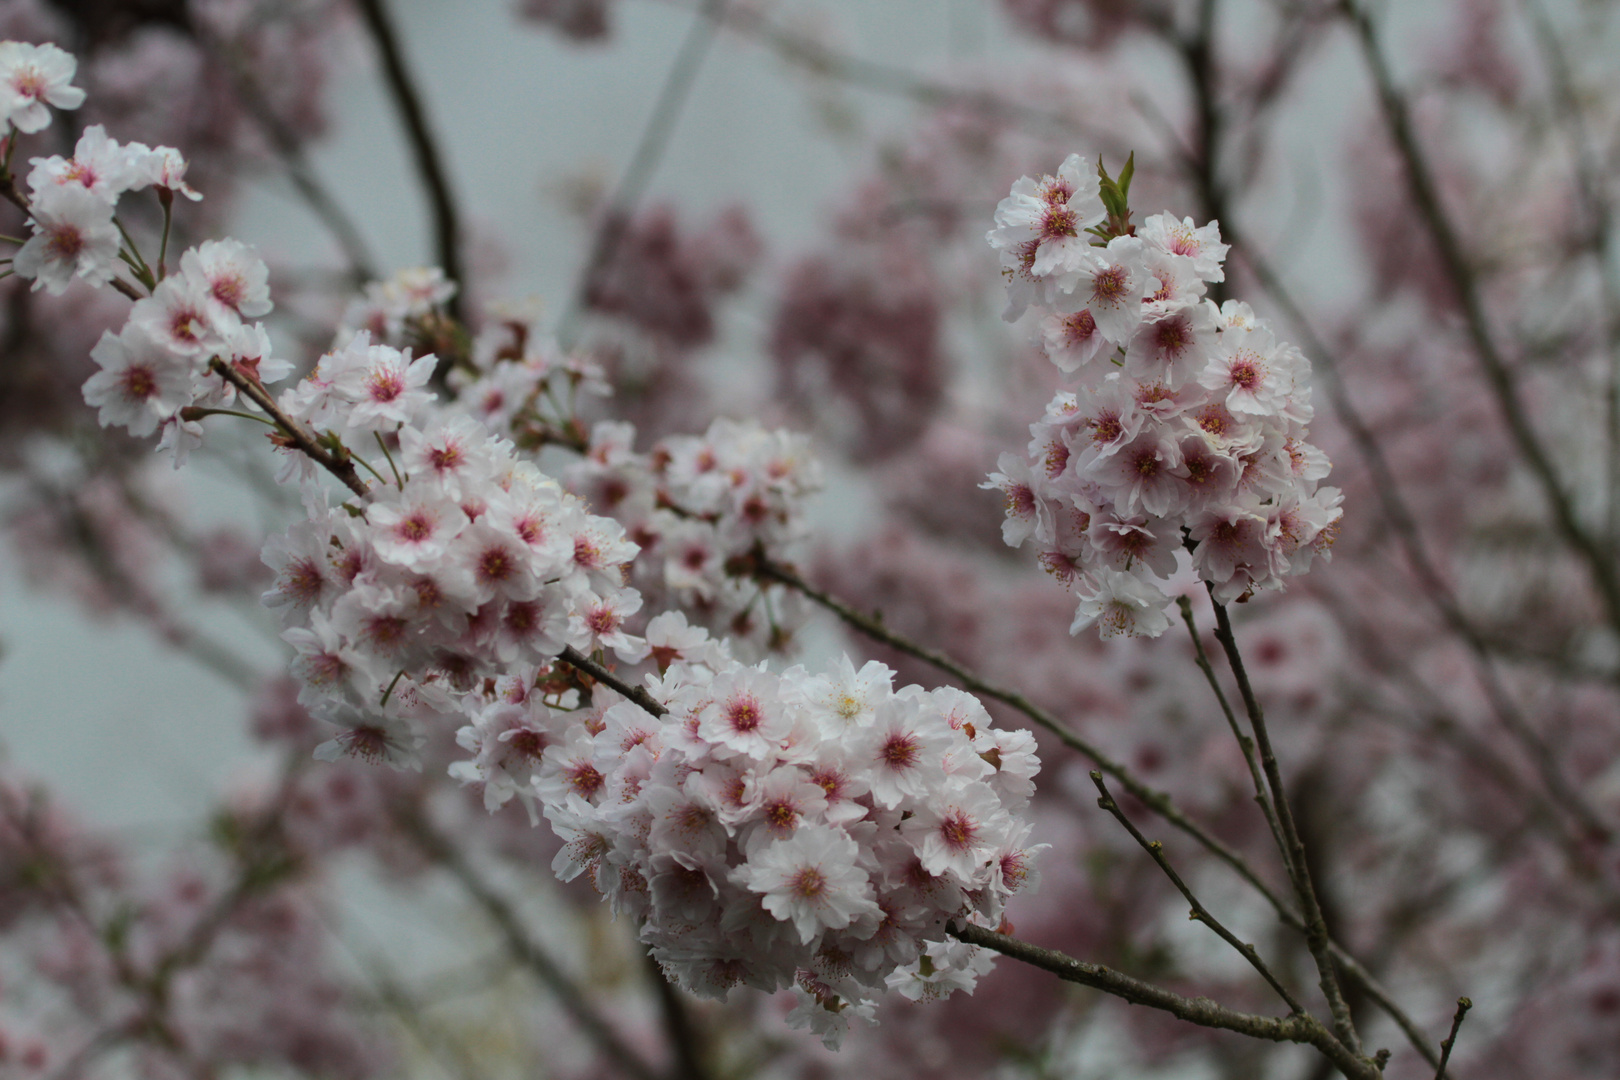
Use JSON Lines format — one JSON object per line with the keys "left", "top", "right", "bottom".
{"left": 557, "top": 0, "right": 730, "bottom": 344}
{"left": 395, "top": 805, "right": 662, "bottom": 1080}
{"left": 1342, "top": 0, "right": 1620, "bottom": 643}
{"left": 354, "top": 0, "right": 464, "bottom": 319}
{"left": 1207, "top": 594, "right": 1361, "bottom": 1055}
{"left": 945, "top": 922, "right": 1378, "bottom": 1080}
{"left": 205, "top": 358, "right": 370, "bottom": 499}
{"left": 1089, "top": 771, "right": 1307, "bottom": 1016}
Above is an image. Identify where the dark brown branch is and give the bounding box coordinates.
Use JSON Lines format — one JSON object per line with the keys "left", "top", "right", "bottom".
{"left": 1177, "top": 595, "right": 1289, "bottom": 859}
{"left": 1208, "top": 595, "right": 1361, "bottom": 1055}
{"left": 1222, "top": 222, "right": 1612, "bottom": 844}
{"left": 353, "top": 0, "right": 464, "bottom": 319}
{"left": 205, "top": 358, "right": 370, "bottom": 499}
{"left": 1089, "top": 771, "right": 1308, "bottom": 1016}
{"left": 945, "top": 922, "right": 1378, "bottom": 1080}
{"left": 646, "top": 954, "right": 710, "bottom": 1080}
{"left": 757, "top": 556, "right": 1428, "bottom": 1065}
{"left": 559, "top": 646, "right": 669, "bottom": 717}
{"left": 1435, "top": 997, "right": 1471, "bottom": 1080}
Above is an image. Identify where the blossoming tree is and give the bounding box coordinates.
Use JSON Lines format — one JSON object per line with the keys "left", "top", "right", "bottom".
{"left": 2, "top": 2, "right": 1617, "bottom": 1079}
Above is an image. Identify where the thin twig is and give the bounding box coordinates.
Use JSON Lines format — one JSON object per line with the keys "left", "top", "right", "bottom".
{"left": 396, "top": 805, "right": 662, "bottom": 1080}
{"left": 1177, "top": 595, "right": 1289, "bottom": 860}
{"left": 1207, "top": 594, "right": 1361, "bottom": 1056}
{"left": 1516, "top": 0, "right": 1620, "bottom": 547}
{"left": 207, "top": 357, "right": 370, "bottom": 499}
{"left": 354, "top": 0, "right": 464, "bottom": 317}
{"left": 1089, "top": 771, "right": 1307, "bottom": 1015}
{"left": 753, "top": 556, "right": 1294, "bottom": 902}
{"left": 945, "top": 922, "right": 1378, "bottom": 1080}
{"left": 1342, "top": 0, "right": 1620, "bottom": 643}
{"left": 1224, "top": 219, "right": 1613, "bottom": 843}
{"left": 202, "top": 26, "right": 378, "bottom": 283}
{"left": 1435, "top": 997, "right": 1471, "bottom": 1079}
{"left": 559, "top": 646, "right": 668, "bottom": 717}
{"left": 558, "top": 0, "right": 731, "bottom": 344}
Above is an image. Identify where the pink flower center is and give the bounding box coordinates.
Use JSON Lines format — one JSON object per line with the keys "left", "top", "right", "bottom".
{"left": 573, "top": 535, "right": 603, "bottom": 569}
{"left": 45, "top": 223, "right": 84, "bottom": 259}
{"left": 811, "top": 769, "right": 844, "bottom": 798}
{"left": 1169, "top": 227, "right": 1200, "bottom": 257}
{"left": 1198, "top": 407, "right": 1228, "bottom": 437}
{"left": 765, "top": 800, "right": 799, "bottom": 831}
{"left": 212, "top": 274, "right": 245, "bottom": 310}
{"left": 396, "top": 513, "right": 433, "bottom": 543}
{"left": 567, "top": 761, "right": 604, "bottom": 798}
{"left": 1091, "top": 413, "right": 1123, "bottom": 445}
{"left": 1062, "top": 309, "right": 1097, "bottom": 344}
{"left": 505, "top": 601, "right": 540, "bottom": 635}
{"left": 1043, "top": 440, "right": 1069, "bottom": 478}
{"left": 1229, "top": 355, "right": 1264, "bottom": 391}
{"left": 1091, "top": 264, "right": 1129, "bottom": 305}
{"left": 362, "top": 614, "right": 408, "bottom": 650}
{"left": 1154, "top": 317, "right": 1190, "bottom": 357}
{"left": 880, "top": 732, "right": 919, "bottom": 770}
{"left": 120, "top": 365, "right": 158, "bottom": 400}
{"left": 725, "top": 694, "right": 763, "bottom": 734}
{"left": 586, "top": 607, "right": 621, "bottom": 636}
{"left": 285, "top": 558, "right": 324, "bottom": 603}
{"left": 939, "top": 811, "right": 977, "bottom": 850}
{"left": 169, "top": 306, "right": 205, "bottom": 344}
{"left": 478, "top": 546, "right": 515, "bottom": 583}
{"left": 508, "top": 729, "right": 546, "bottom": 760}
{"left": 1041, "top": 205, "right": 1077, "bottom": 238}
{"left": 338, "top": 725, "right": 391, "bottom": 763}
{"left": 1007, "top": 483, "right": 1035, "bottom": 517}
{"left": 366, "top": 369, "right": 405, "bottom": 403}
{"left": 12, "top": 68, "right": 44, "bottom": 99}
{"left": 790, "top": 866, "right": 827, "bottom": 899}
{"left": 429, "top": 443, "right": 464, "bottom": 471}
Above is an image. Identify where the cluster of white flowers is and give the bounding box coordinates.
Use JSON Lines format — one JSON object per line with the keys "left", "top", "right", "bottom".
{"left": 43, "top": 45, "right": 1052, "bottom": 1047}
{"left": 984, "top": 153, "right": 1342, "bottom": 637}
{"left": 0, "top": 45, "right": 270, "bottom": 465}
{"left": 449, "top": 620, "right": 1043, "bottom": 1047}
{"left": 260, "top": 339, "right": 648, "bottom": 765}
{"left": 339, "top": 265, "right": 459, "bottom": 344}
{"left": 567, "top": 417, "right": 823, "bottom": 652}
{"left": 16, "top": 42, "right": 647, "bottom": 767}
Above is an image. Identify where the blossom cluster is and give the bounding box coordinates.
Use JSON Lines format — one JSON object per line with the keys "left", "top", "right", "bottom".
{"left": 984, "top": 154, "right": 1342, "bottom": 637}
{"left": 259, "top": 338, "right": 646, "bottom": 766}
{"left": 449, "top": 625, "right": 1043, "bottom": 1047}
{"left": 10, "top": 70, "right": 282, "bottom": 467}
{"left": 18, "top": 43, "right": 648, "bottom": 768}
{"left": 566, "top": 416, "right": 823, "bottom": 653}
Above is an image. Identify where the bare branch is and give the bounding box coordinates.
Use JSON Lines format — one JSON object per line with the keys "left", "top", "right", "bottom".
{"left": 354, "top": 0, "right": 464, "bottom": 319}
{"left": 395, "top": 805, "right": 663, "bottom": 1080}
{"left": 1177, "top": 595, "right": 1289, "bottom": 858}
{"left": 1207, "top": 594, "right": 1361, "bottom": 1054}
{"left": 945, "top": 922, "right": 1377, "bottom": 1080}
{"left": 1341, "top": 0, "right": 1620, "bottom": 643}
{"left": 558, "top": 0, "right": 731, "bottom": 344}
{"left": 1089, "top": 771, "right": 1308, "bottom": 1016}
{"left": 1435, "top": 997, "right": 1472, "bottom": 1080}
